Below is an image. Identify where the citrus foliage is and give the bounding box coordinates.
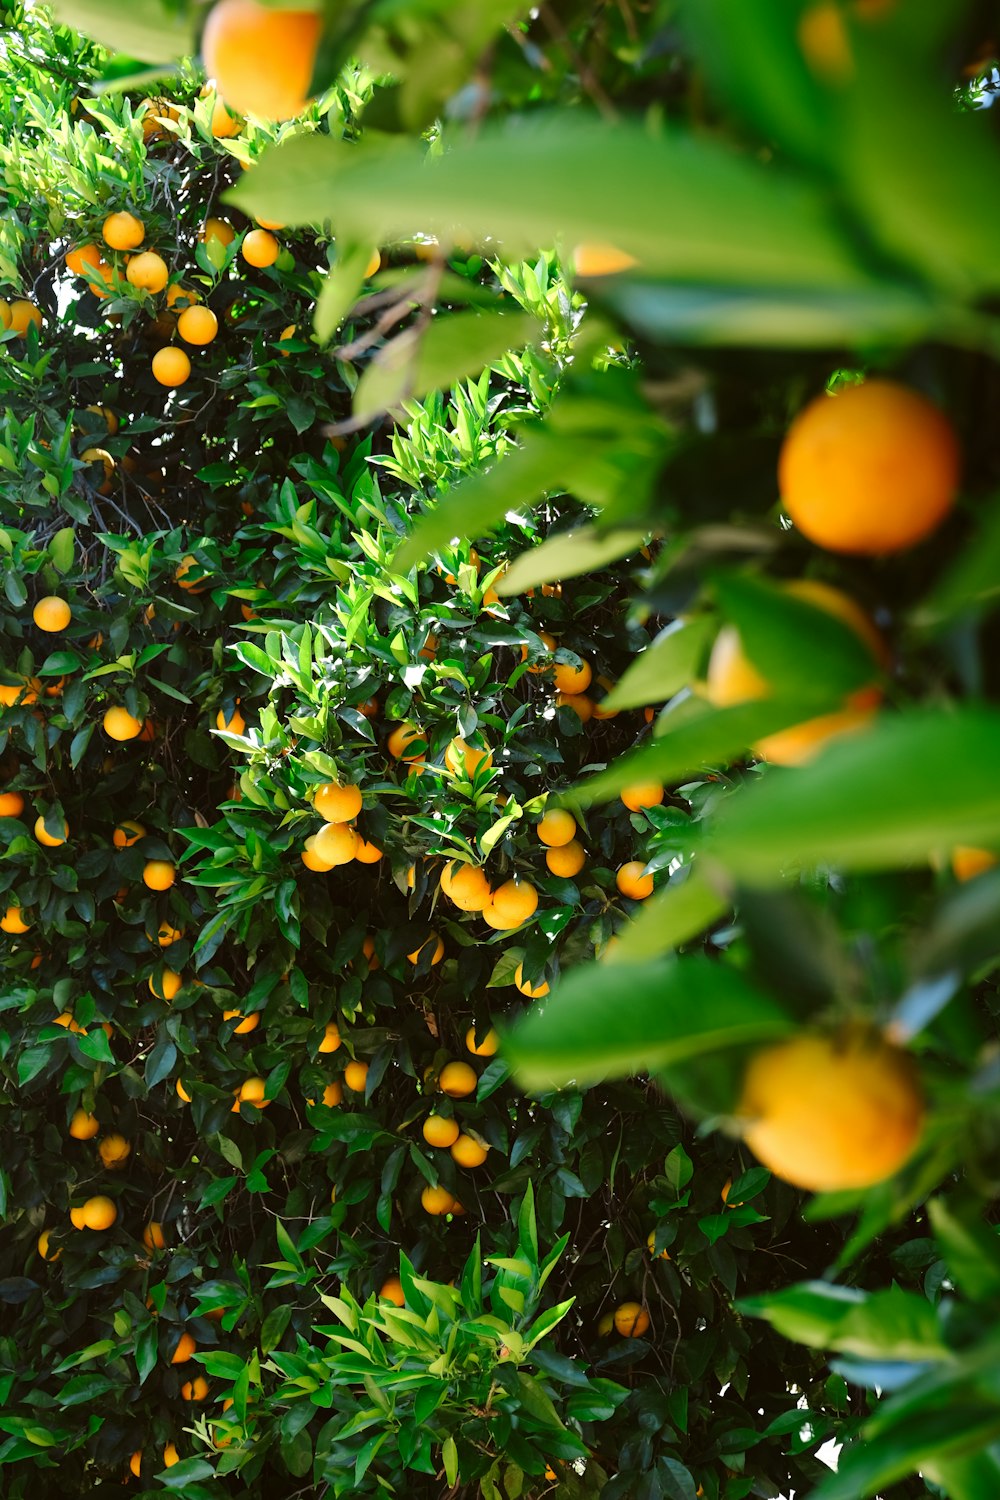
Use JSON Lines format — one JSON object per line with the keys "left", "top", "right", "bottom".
{"left": 4, "top": 2, "right": 1000, "bottom": 1499}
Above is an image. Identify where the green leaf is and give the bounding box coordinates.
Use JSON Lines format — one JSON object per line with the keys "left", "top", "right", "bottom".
{"left": 739, "top": 1281, "right": 947, "bottom": 1361}
{"left": 707, "top": 709, "right": 1000, "bottom": 883}
{"left": 502, "top": 956, "right": 793, "bottom": 1093}
{"left": 232, "top": 116, "right": 873, "bottom": 291}
{"left": 927, "top": 1197, "right": 1000, "bottom": 1302}
{"left": 47, "top": 0, "right": 195, "bottom": 61}
{"left": 602, "top": 618, "right": 714, "bottom": 712}
{"left": 48, "top": 527, "right": 75, "bottom": 575}
{"left": 603, "top": 868, "right": 727, "bottom": 964}
{"left": 353, "top": 310, "right": 542, "bottom": 423}
{"left": 313, "top": 244, "right": 372, "bottom": 345}
{"left": 442, "top": 1436, "right": 458, "bottom": 1487}
{"left": 498, "top": 526, "right": 648, "bottom": 595}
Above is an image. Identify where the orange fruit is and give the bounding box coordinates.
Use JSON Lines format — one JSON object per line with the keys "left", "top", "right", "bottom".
{"left": 355, "top": 838, "right": 383, "bottom": 863}
{"left": 166, "top": 283, "right": 200, "bottom": 310}
{"left": 224, "top": 1009, "right": 260, "bottom": 1034}
{"left": 202, "top": 0, "right": 323, "bottom": 120}
{"left": 152, "top": 346, "right": 191, "bottom": 387}
{"left": 621, "top": 784, "right": 664, "bottom": 812}
{"left": 32, "top": 596, "right": 71, "bottom": 632}
{"left": 171, "top": 1331, "right": 196, "bottom": 1364}
{"left": 126, "top": 251, "right": 169, "bottom": 293}
{"left": 35, "top": 815, "right": 68, "bottom": 847}
{"left": 613, "top": 1301, "right": 650, "bottom": 1337}
{"left": 178, "top": 305, "right": 219, "bottom": 345}
{"left": 465, "top": 1025, "right": 498, "bottom": 1057}
{"left": 488, "top": 878, "right": 538, "bottom": 930}
{"left": 573, "top": 243, "right": 639, "bottom": 277}
{"left": 364, "top": 249, "right": 381, "bottom": 278}
{"left": 113, "top": 820, "right": 146, "bottom": 848}
{"left": 98, "top": 1133, "right": 131, "bottom": 1169}
{"left": 181, "top": 1375, "right": 210, "bottom": 1401}
{"left": 37, "top": 1228, "right": 61, "bottom": 1261}
{"left": 143, "top": 1220, "right": 166, "bottom": 1250}
{"left": 514, "top": 962, "right": 549, "bottom": 999}
{"left": 72, "top": 1195, "right": 117, "bottom": 1230}
{"left": 647, "top": 1230, "right": 671, "bottom": 1261}
{"left": 439, "top": 1060, "right": 477, "bottom": 1098}
{"left": 440, "top": 861, "right": 493, "bottom": 912}
{"left": 149, "top": 969, "right": 183, "bottom": 1000}
{"left": 9, "top": 300, "right": 42, "bottom": 335}
{"left": 952, "top": 846, "right": 997, "bottom": 882}
{"left": 129, "top": 1450, "right": 142, "bottom": 1478}
{"left": 175, "top": 555, "right": 209, "bottom": 592}
{"left": 313, "top": 822, "right": 358, "bottom": 866}
{"left": 143, "top": 860, "right": 175, "bottom": 891}
{"left": 102, "top": 211, "right": 144, "bottom": 251}
{"left": 421, "top": 1184, "right": 457, "bottom": 1215}
{"left": 344, "top": 1059, "right": 369, "bottom": 1092}
{"left": 0, "top": 791, "right": 24, "bottom": 818}
{"left": 163, "top": 1442, "right": 180, "bottom": 1467}
{"left": 316, "top": 1081, "right": 343, "bottom": 1108}
{"left": 104, "top": 706, "right": 144, "bottom": 741}
{"left": 0, "top": 677, "right": 40, "bottom": 707}
{"left": 318, "top": 1022, "right": 341, "bottom": 1054}
{"left": 616, "top": 861, "right": 654, "bottom": 900}
{"left": 0, "top": 905, "right": 29, "bottom": 934}
{"left": 779, "top": 380, "right": 960, "bottom": 555}
{"left": 552, "top": 658, "right": 592, "bottom": 695}
{"left": 444, "top": 736, "right": 493, "bottom": 778}
{"left": 482, "top": 903, "right": 511, "bottom": 932}
{"left": 422, "top": 1114, "right": 459, "bottom": 1148}
{"left": 301, "top": 836, "right": 335, "bottom": 872}
{"left": 545, "top": 839, "right": 585, "bottom": 878}
{"left": 407, "top": 933, "right": 445, "bottom": 965}
{"left": 387, "top": 722, "right": 425, "bottom": 760}
{"left": 277, "top": 322, "right": 297, "bottom": 354}
{"left": 536, "top": 809, "right": 576, "bottom": 847}
{"left": 705, "top": 579, "right": 885, "bottom": 767}
{"left": 450, "top": 1132, "right": 488, "bottom": 1168}
{"left": 380, "top": 1275, "right": 405, "bottom": 1306}
{"left": 556, "top": 692, "right": 594, "bottom": 721}
{"left": 176, "top": 1079, "right": 192, "bottom": 1103}
{"left": 157, "top": 922, "right": 183, "bottom": 947}
{"left": 237, "top": 1076, "right": 269, "bottom": 1107}
{"left": 738, "top": 1028, "right": 924, "bottom": 1192}
{"left": 215, "top": 704, "right": 246, "bottom": 734}
{"left": 69, "top": 1108, "right": 99, "bottom": 1140}
{"left": 200, "top": 217, "right": 235, "bottom": 248}
{"left": 65, "top": 243, "right": 102, "bottom": 276}
{"left": 241, "top": 228, "right": 279, "bottom": 268}
{"left": 210, "top": 93, "right": 242, "bottom": 137}
{"left": 313, "top": 783, "right": 362, "bottom": 823}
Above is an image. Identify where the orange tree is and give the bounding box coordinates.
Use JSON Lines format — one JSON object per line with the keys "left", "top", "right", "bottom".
{"left": 4, "top": 2, "right": 1000, "bottom": 1500}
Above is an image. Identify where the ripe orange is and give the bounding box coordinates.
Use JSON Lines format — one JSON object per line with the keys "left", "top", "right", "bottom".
{"left": 301, "top": 836, "right": 335, "bottom": 872}
{"left": 200, "top": 217, "right": 235, "bottom": 248}
{"left": 9, "top": 299, "right": 42, "bottom": 335}
{"left": 241, "top": 228, "right": 279, "bottom": 268}
{"left": 364, "top": 249, "right": 381, "bottom": 278}
{"left": 113, "top": 820, "right": 146, "bottom": 848}
{"left": 536, "top": 808, "right": 576, "bottom": 847}
{"left": 952, "top": 846, "right": 997, "bottom": 882}
{"left": 616, "top": 861, "right": 654, "bottom": 900}
{"left": 738, "top": 1028, "right": 924, "bottom": 1192}
{"left": 444, "top": 736, "right": 493, "bottom": 778}
{"left": 142, "top": 1220, "right": 166, "bottom": 1251}
{"left": 152, "top": 346, "right": 191, "bottom": 387}
{"left": 1, "top": 905, "right": 29, "bottom": 934}
{"left": 421, "top": 1183, "right": 457, "bottom": 1215}
{"left": 69, "top": 1108, "right": 99, "bottom": 1140}
{"left": 85, "top": 404, "right": 118, "bottom": 433}
{"left": 573, "top": 243, "right": 639, "bottom": 277}
{"left": 0, "top": 791, "right": 24, "bottom": 818}
{"left": 0, "top": 677, "right": 40, "bottom": 707}
{"left": 621, "top": 783, "right": 664, "bottom": 813}
{"left": 210, "top": 94, "right": 242, "bottom": 138}
{"left": 177, "top": 305, "right": 219, "bottom": 345}
{"left": 277, "top": 322, "right": 297, "bottom": 354}
{"left": 514, "top": 962, "right": 549, "bottom": 998}
{"left": 520, "top": 630, "right": 557, "bottom": 670}
{"left": 313, "top": 822, "right": 358, "bottom": 865}
{"left": 439, "top": 1060, "right": 477, "bottom": 1098}
{"left": 202, "top": 0, "right": 323, "bottom": 121}
{"left": 163, "top": 1442, "right": 180, "bottom": 1467}
{"left": 407, "top": 932, "right": 445, "bottom": 965}
{"left": 171, "top": 1331, "right": 196, "bottom": 1364}
{"left": 355, "top": 838, "right": 383, "bottom": 863}
{"left": 779, "top": 380, "right": 960, "bottom": 554}
{"left": 318, "top": 1021, "right": 341, "bottom": 1054}
{"left": 314, "top": 1081, "right": 343, "bottom": 1108}
{"left": 126, "top": 251, "right": 169, "bottom": 293}
{"left": 181, "top": 1375, "right": 210, "bottom": 1401}
{"left": 380, "top": 1274, "right": 405, "bottom": 1306}
{"left": 104, "top": 706, "right": 144, "bottom": 741}
{"left": 129, "top": 1450, "right": 142, "bottom": 1478}
{"left": 488, "top": 878, "right": 538, "bottom": 930}
{"left": 176, "top": 1078, "right": 192, "bottom": 1103}
{"left": 143, "top": 860, "right": 176, "bottom": 891}
{"left": 705, "top": 579, "right": 884, "bottom": 767}
{"left": 440, "top": 860, "right": 493, "bottom": 912}
{"left": 647, "top": 1230, "right": 671, "bottom": 1261}
{"left": 149, "top": 969, "right": 183, "bottom": 1000}
{"left": 313, "top": 782, "right": 362, "bottom": 823}
{"left": 37, "top": 1228, "right": 61, "bottom": 1261}
{"left": 35, "top": 815, "right": 68, "bottom": 847}
{"left": 98, "top": 1133, "right": 131, "bottom": 1169}
{"left": 344, "top": 1059, "right": 369, "bottom": 1092}
{"left": 451, "top": 1133, "right": 488, "bottom": 1168}
{"left": 552, "top": 658, "right": 592, "bottom": 695}
{"left": 223, "top": 1009, "right": 260, "bottom": 1034}
{"left": 65, "top": 242, "right": 101, "bottom": 276}
{"left": 71, "top": 1194, "right": 117, "bottom": 1230}
{"left": 215, "top": 704, "right": 246, "bottom": 734}
{"left": 613, "top": 1302, "right": 650, "bottom": 1337}
{"left": 546, "top": 839, "right": 585, "bottom": 878}
{"left": 422, "top": 1114, "right": 460, "bottom": 1148}
{"left": 166, "top": 283, "right": 200, "bottom": 310}
{"left": 157, "top": 922, "right": 183, "bottom": 947}
{"left": 32, "top": 596, "right": 71, "bottom": 632}
{"left": 465, "top": 1025, "right": 498, "bottom": 1057}
{"left": 387, "top": 722, "right": 425, "bottom": 760}
{"left": 175, "top": 555, "right": 209, "bottom": 592}
{"left": 102, "top": 211, "right": 144, "bottom": 251}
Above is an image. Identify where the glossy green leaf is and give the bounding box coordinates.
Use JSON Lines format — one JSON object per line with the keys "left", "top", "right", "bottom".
{"left": 602, "top": 619, "right": 714, "bottom": 712}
